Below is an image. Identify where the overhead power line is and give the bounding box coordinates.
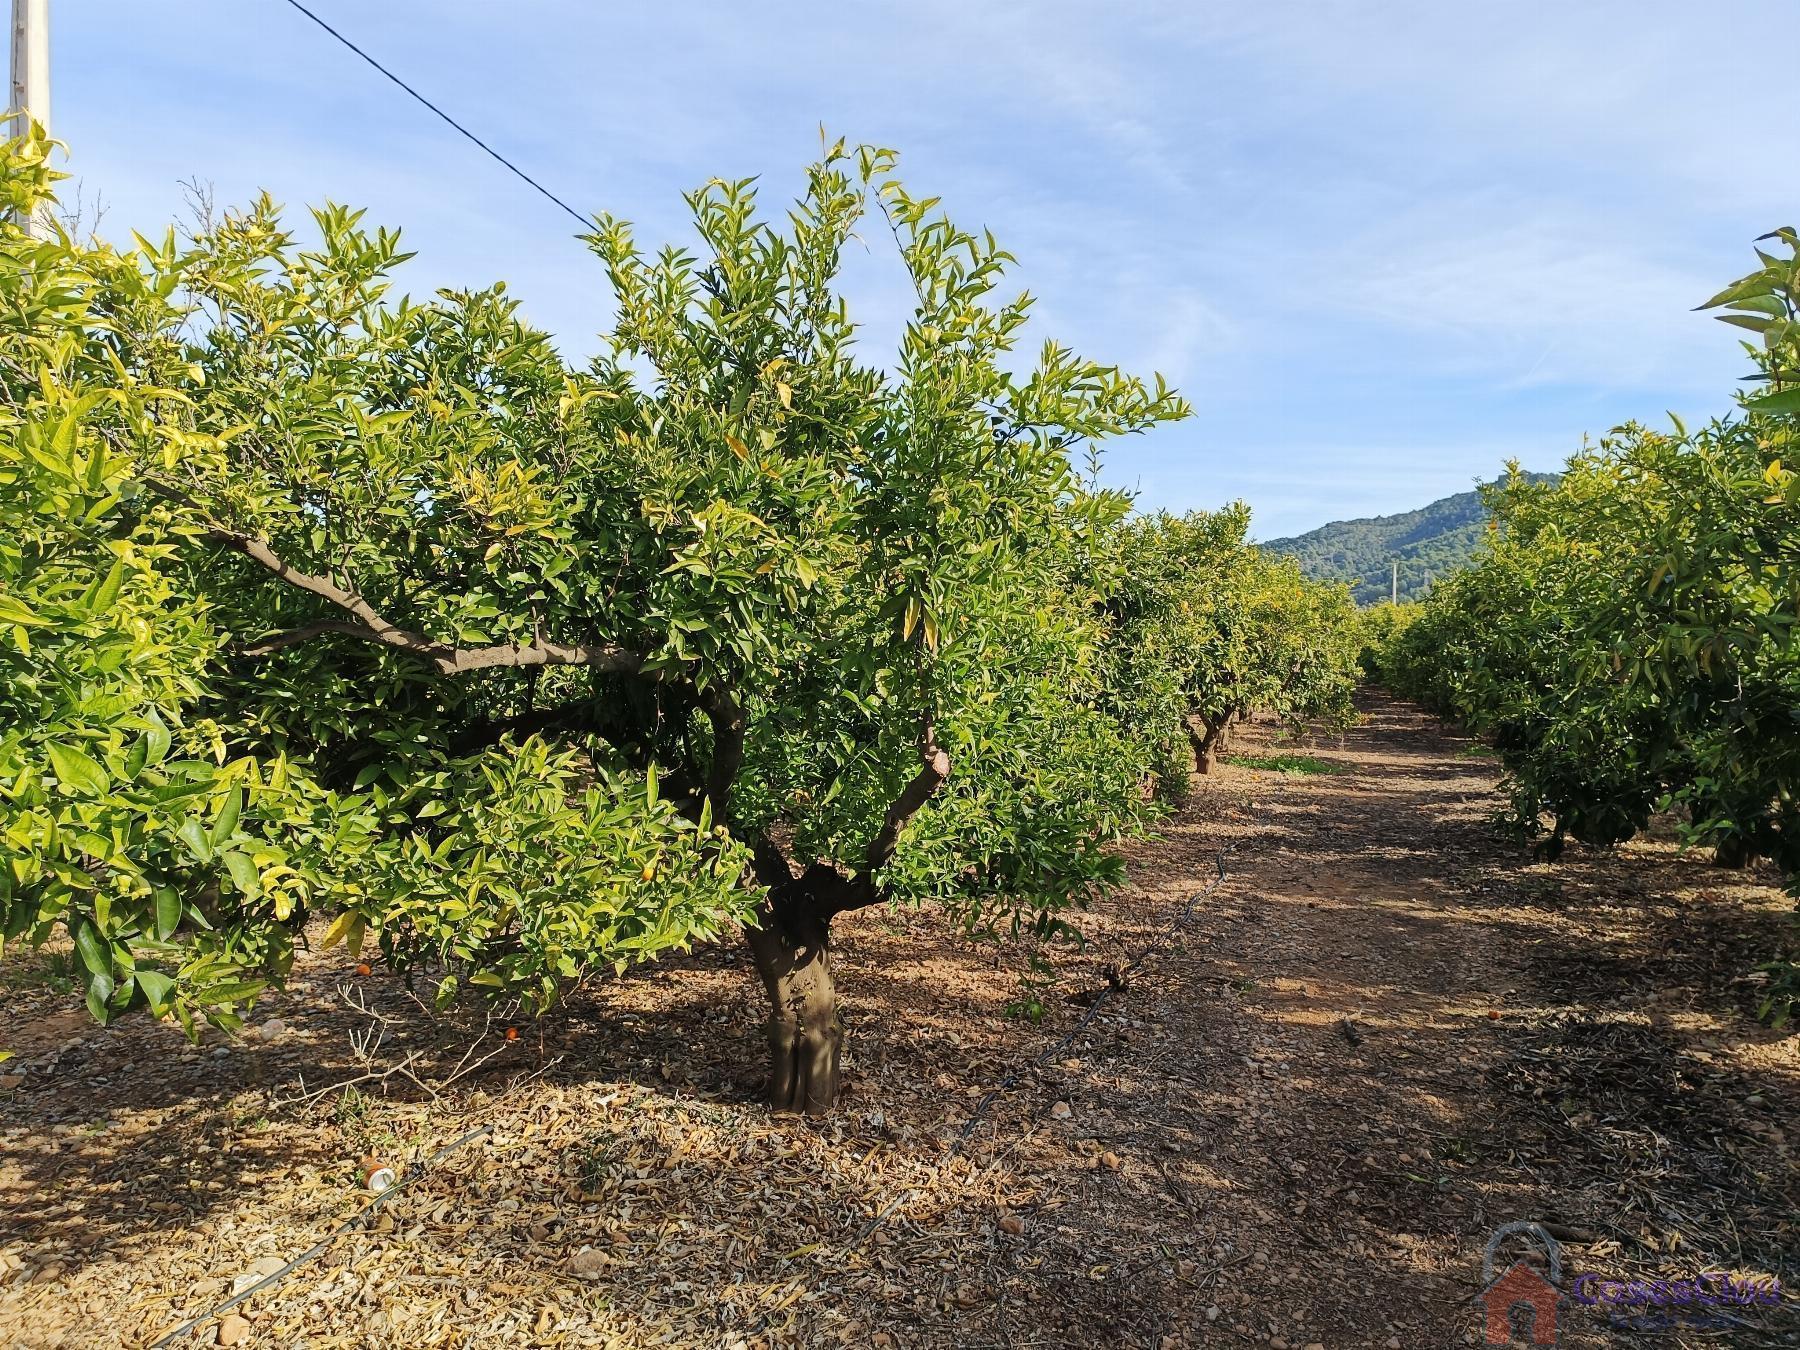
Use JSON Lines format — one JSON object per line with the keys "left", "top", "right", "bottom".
{"left": 275, "top": 0, "right": 591, "bottom": 231}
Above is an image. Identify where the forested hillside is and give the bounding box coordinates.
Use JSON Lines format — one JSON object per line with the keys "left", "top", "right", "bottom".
{"left": 1263, "top": 473, "right": 1557, "bottom": 603}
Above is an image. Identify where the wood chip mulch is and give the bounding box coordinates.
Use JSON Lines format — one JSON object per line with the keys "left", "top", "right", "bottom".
{"left": 2, "top": 691, "right": 1795, "bottom": 1348}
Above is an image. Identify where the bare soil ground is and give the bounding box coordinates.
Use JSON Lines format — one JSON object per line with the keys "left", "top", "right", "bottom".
{"left": 2, "top": 691, "right": 1795, "bottom": 1349}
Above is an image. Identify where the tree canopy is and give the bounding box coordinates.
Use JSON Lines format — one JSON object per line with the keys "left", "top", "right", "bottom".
{"left": 1372, "top": 229, "right": 1800, "bottom": 1023}
{"left": 1, "top": 126, "right": 1363, "bottom": 1108}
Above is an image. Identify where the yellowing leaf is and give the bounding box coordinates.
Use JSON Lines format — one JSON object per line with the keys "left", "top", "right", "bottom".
{"left": 322, "top": 909, "right": 364, "bottom": 953}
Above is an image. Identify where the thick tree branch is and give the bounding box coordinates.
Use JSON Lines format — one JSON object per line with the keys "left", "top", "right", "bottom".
{"left": 237, "top": 621, "right": 389, "bottom": 657}
{"left": 700, "top": 686, "right": 747, "bottom": 824}
{"left": 766, "top": 715, "right": 953, "bottom": 926}
{"left": 207, "top": 527, "right": 642, "bottom": 677}
{"left": 863, "top": 714, "right": 950, "bottom": 877}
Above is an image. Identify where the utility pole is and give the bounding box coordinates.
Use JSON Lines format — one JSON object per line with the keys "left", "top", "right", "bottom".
{"left": 1390, "top": 559, "right": 1398, "bottom": 606}
{"left": 10, "top": 0, "right": 48, "bottom": 236}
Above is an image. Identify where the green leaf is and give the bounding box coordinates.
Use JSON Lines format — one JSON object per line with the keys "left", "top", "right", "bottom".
{"left": 1747, "top": 387, "right": 1800, "bottom": 415}
{"left": 1725, "top": 295, "right": 1788, "bottom": 318}
{"left": 134, "top": 968, "right": 175, "bottom": 1013}
{"left": 1696, "top": 273, "right": 1777, "bottom": 310}
{"left": 154, "top": 887, "right": 182, "bottom": 941}
{"left": 84, "top": 970, "right": 116, "bottom": 1024}
{"left": 223, "top": 851, "right": 260, "bottom": 897}
{"left": 175, "top": 817, "right": 214, "bottom": 865}
{"left": 212, "top": 785, "right": 243, "bottom": 846}
{"left": 1717, "top": 313, "right": 1774, "bottom": 333}
{"left": 140, "top": 711, "right": 172, "bottom": 767}
{"left": 321, "top": 910, "right": 364, "bottom": 953}
{"left": 47, "top": 742, "right": 109, "bottom": 797}
{"left": 87, "top": 557, "right": 128, "bottom": 611}
{"left": 72, "top": 921, "right": 112, "bottom": 978}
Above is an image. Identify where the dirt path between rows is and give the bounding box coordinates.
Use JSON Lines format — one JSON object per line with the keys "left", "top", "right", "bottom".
{"left": 1015, "top": 690, "right": 1797, "bottom": 1349}
{"left": 2, "top": 691, "right": 1796, "bottom": 1348}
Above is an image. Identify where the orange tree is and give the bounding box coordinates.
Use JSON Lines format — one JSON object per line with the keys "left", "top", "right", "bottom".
{"left": 1380, "top": 232, "right": 1799, "bottom": 1021}
{"left": 1097, "top": 505, "right": 1360, "bottom": 781}
{"left": 2, "top": 133, "right": 1193, "bottom": 1110}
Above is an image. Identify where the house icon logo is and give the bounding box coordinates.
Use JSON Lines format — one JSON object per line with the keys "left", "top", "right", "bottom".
{"left": 1480, "top": 1221, "right": 1563, "bottom": 1345}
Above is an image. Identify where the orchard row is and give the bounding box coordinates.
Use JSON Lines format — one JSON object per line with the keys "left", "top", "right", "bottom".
{"left": 1365, "top": 230, "right": 1800, "bottom": 1024}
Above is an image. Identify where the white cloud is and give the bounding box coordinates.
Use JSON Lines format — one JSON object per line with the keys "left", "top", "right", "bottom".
{"left": 1306, "top": 202, "right": 1731, "bottom": 391}
{"left": 49, "top": 0, "right": 1790, "bottom": 534}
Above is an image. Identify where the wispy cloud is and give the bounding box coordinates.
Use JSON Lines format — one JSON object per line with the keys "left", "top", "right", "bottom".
{"left": 1307, "top": 201, "right": 1728, "bottom": 391}
{"left": 51, "top": 0, "right": 1787, "bottom": 537}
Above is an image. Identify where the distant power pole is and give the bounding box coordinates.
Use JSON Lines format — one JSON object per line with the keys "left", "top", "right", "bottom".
{"left": 1390, "top": 559, "right": 1398, "bottom": 605}
{"left": 9, "top": 0, "right": 48, "bottom": 235}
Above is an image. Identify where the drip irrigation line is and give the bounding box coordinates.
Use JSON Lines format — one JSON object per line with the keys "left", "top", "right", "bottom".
{"left": 274, "top": 0, "right": 591, "bottom": 231}
{"left": 147, "top": 1123, "right": 493, "bottom": 1347}
{"left": 843, "top": 842, "right": 1236, "bottom": 1248}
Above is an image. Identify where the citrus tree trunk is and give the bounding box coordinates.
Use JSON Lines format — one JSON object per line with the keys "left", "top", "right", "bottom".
{"left": 1713, "top": 834, "right": 1753, "bottom": 869}
{"left": 733, "top": 717, "right": 947, "bottom": 1115}
{"left": 1188, "top": 716, "right": 1224, "bottom": 775}
{"left": 745, "top": 908, "right": 843, "bottom": 1114}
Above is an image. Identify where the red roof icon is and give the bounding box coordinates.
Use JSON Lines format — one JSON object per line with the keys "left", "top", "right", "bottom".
{"left": 1482, "top": 1259, "right": 1560, "bottom": 1345}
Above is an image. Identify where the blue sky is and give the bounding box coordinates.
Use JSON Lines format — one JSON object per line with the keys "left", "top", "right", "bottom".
{"left": 49, "top": 1, "right": 1788, "bottom": 538}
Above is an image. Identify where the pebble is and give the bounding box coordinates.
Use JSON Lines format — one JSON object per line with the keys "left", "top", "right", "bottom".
{"left": 1204, "top": 1305, "right": 1222, "bottom": 1322}
{"left": 1049, "top": 1101, "right": 1072, "bottom": 1120}
{"left": 567, "top": 1247, "right": 608, "bottom": 1279}
{"left": 1386, "top": 1339, "right": 1403, "bottom": 1349}
{"left": 211, "top": 1047, "right": 230, "bottom": 1059}
{"left": 257, "top": 1019, "right": 287, "bottom": 1043}
{"left": 231, "top": 1255, "right": 286, "bottom": 1295}
{"left": 216, "top": 1314, "right": 250, "bottom": 1346}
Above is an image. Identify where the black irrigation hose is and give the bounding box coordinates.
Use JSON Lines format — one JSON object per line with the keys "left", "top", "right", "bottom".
{"left": 845, "top": 843, "right": 1236, "bottom": 1247}
{"left": 147, "top": 1124, "right": 493, "bottom": 1347}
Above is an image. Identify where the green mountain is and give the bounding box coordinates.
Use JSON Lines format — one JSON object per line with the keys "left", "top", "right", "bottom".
{"left": 1261, "top": 473, "right": 1557, "bottom": 605}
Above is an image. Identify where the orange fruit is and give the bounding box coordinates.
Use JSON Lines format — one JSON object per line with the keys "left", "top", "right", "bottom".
{"left": 506, "top": 1026, "right": 519, "bottom": 1041}
{"left": 355, "top": 963, "right": 372, "bottom": 977}
{"left": 1487, "top": 1009, "right": 1501, "bottom": 1020}
{"left": 641, "top": 863, "right": 656, "bottom": 882}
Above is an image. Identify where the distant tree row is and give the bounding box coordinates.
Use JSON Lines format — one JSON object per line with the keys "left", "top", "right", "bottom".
{"left": 1367, "top": 232, "right": 1800, "bottom": 1024}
